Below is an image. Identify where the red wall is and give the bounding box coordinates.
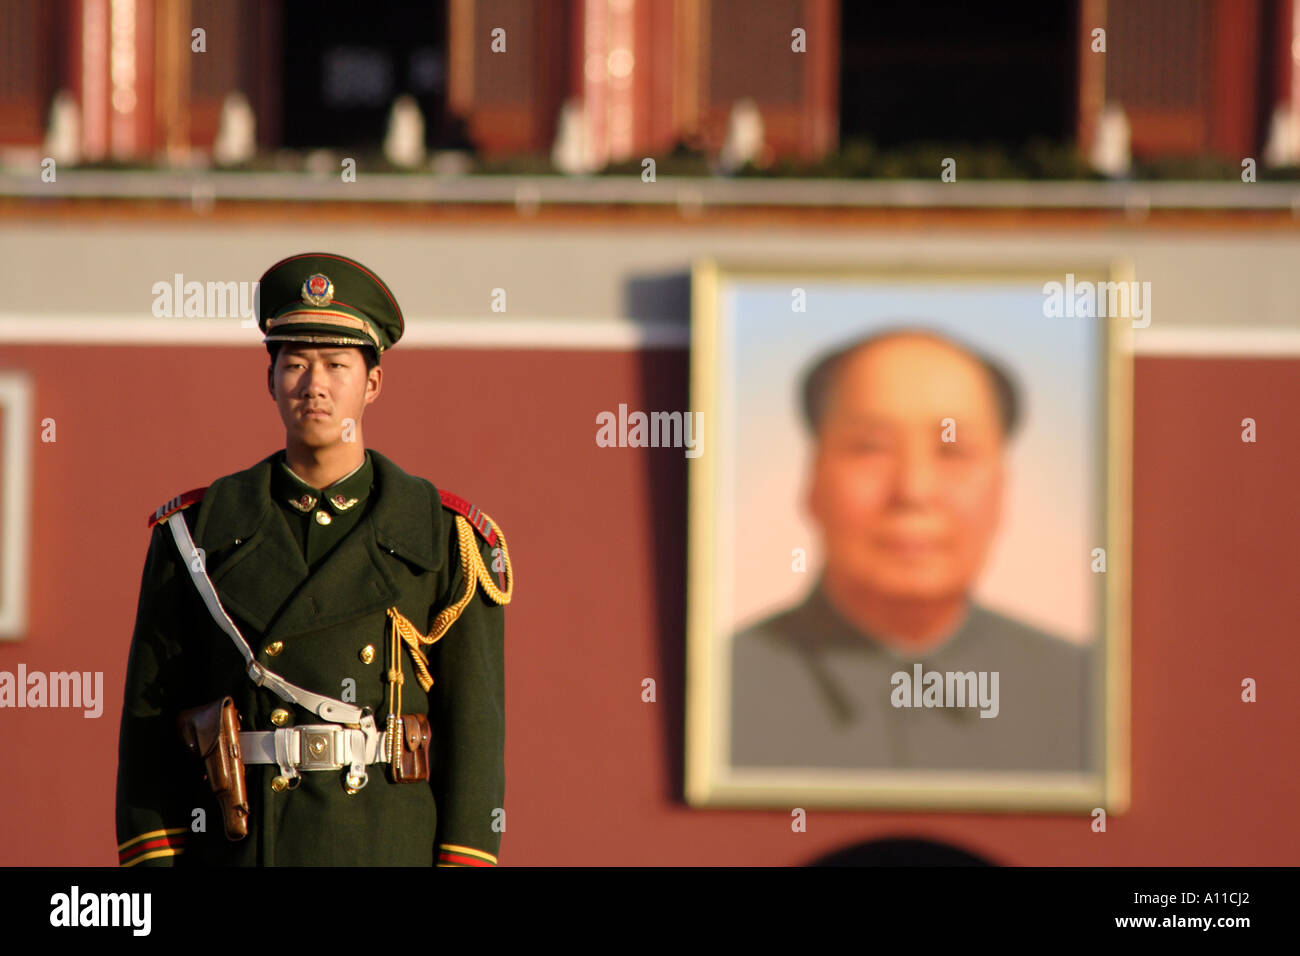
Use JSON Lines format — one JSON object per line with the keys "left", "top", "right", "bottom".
{"left": 0, "top": 344, "right": 1296, "bottom": 865}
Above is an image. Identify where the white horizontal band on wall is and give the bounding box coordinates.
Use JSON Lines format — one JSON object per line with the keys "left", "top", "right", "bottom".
{"left": 1128, "top": 326, "right": 1300, "bottom": 356}
{"left": 1, "top": 314, "right": 1299, "bottom": 355}
{"left": 0, "top": 314, "right": 688, "bottom": 350}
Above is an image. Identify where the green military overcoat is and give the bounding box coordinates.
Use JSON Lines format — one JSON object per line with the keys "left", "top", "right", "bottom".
{"left": 115, "top": 448, "right": 507, "bottom": 866}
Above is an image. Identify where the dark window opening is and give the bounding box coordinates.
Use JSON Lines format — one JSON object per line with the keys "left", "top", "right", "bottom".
{"left": 840, "top": 0, "right": 1078, "bottom": 148}
{"left": 279, "top": 0, "right": 452, "bottom": 151}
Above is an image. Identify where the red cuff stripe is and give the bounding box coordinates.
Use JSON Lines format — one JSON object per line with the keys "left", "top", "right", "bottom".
{"left": 119, "top": 833, "right": 186, "bottom": 864}
{"left": 438, "top": 850, "right": 495, "bottom": 867}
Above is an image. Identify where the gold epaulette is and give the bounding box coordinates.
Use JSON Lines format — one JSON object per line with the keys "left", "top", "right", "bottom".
{"left": 386, "top": 502, "right": 512, "bottom": 692}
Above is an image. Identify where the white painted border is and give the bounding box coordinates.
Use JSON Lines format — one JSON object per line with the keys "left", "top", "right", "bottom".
{"left": 0, "top": 371, "right": 32, "bottom": 639}
{"left": 1131, "top": 326, "right": 1300, "bottom": 356}
{"left": 0, "top": 314, "right": 688, "bottom": 350}
{"left": 1, "top": 314, "right": 1299, "bottom": 355}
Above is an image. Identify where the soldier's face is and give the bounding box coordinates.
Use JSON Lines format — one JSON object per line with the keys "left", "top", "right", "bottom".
{"left": 807, "top": 336, "right": 1006, "bottom": 603}
{"left": 269, "top": 346, "right": 382, "bottom": 449}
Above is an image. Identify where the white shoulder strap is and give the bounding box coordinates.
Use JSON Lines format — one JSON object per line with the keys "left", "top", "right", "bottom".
{"left": 165, "top": 511, "right": 369, "bottom": 727}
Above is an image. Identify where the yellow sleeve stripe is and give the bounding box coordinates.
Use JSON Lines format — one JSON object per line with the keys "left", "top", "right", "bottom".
{"left": 118, "top": 827, "right": 187, "bottom": 852}
{"left": 120, "top": 847, "right": 185, "bottom": 867}
{"left": 438, "top": 843, "right": 498, "bottom": 865}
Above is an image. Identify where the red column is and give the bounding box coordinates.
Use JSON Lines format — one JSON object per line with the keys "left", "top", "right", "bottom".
{"left": 79, "top": 0, "right": 109, "bottom": 160}
{"left": 803, "top": 0, "right": 839, "bottom": 159}
{"left": 1273, "top": 0, "right": 1294, "bottom": 107}
{"left": 1210, "top": 0, "right": 1261, "bottom": 159}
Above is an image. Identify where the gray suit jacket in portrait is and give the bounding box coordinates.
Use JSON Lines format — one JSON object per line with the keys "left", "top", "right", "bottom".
{"left": 730, "top": 581, "right": 1093, "bottom": 772}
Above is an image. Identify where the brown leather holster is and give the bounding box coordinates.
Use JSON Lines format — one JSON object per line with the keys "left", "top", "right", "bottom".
{"left": 392, "top": 713, "right": 431, "bottom": 783}
{"left": 177, "top": 696, "right": 249, "bottom": 841}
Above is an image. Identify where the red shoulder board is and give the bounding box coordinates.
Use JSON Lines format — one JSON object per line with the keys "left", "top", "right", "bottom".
{"left": 439, "top": 490, "right": 497, "bottom": 547}
{"left": 147, "top": 487, "right": 208, "bottom": 529}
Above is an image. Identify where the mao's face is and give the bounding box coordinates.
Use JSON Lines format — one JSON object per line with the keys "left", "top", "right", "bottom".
{"left": 807, "top": 336, "right": 1006, "bottom": 602}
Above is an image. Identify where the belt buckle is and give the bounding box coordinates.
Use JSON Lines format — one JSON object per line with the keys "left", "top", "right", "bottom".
{"left": 298, "top": 727, "right": 341, "bottom": 770}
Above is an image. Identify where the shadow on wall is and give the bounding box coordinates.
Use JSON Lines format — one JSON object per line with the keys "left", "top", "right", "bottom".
{"left": 806, "top": 837, "right": 999, "bottom": 866}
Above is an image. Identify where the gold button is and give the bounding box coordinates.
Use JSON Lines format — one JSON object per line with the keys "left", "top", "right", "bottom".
{"left": 271, "top": 775, "right": 290, "bottom": 793}
{"left": 359, "top": 644, "right": 376, "bottom": 664}
{"left": 270, "top": 708, "right": 291, "bottom": 727}
{"left": 265, "top": 641, "right": 284, "bottom": 657}
{"left": 315, "top": 510, "right": 332, "bottom": 526}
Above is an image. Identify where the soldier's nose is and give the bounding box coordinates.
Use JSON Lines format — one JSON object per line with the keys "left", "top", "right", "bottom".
{"left": 299, "top": 375, "right": 326, "bottom": 396}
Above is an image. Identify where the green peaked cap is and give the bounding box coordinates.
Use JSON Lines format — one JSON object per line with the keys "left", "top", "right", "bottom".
{"left": 257, "top": 252, "right": 405, "bottom": 360}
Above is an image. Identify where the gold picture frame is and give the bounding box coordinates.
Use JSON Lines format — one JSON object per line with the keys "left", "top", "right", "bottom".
{"left": 0, "top": 370, "right": 33, "bottom": 640}
{"left": 684, "top": 260, "right": 1133, "bottom": 812}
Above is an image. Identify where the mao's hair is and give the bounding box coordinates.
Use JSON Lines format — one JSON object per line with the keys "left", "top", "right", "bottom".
{"left": 800, "top": 327, "right": 1022, "bottom": 439}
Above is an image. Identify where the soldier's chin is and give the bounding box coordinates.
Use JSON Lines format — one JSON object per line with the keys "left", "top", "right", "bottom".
{"left": 289, "top": 422, "right": 339, "bottom": 446}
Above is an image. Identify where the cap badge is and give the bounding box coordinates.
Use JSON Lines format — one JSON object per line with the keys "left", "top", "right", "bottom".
{"left": 301, "top": 274, "right": 335, "bottom": 307}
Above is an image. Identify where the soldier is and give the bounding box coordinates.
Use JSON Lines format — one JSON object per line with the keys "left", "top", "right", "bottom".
{"left": 115, "top": 252, "right": 512, "bottom": 866}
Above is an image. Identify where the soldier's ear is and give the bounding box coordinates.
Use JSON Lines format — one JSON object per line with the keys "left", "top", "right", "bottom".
{"left": 365, "top": 364, "right": 383, "bottom": 405}
{"left": 267, "top": 365, "right": 275, "bottom": 399}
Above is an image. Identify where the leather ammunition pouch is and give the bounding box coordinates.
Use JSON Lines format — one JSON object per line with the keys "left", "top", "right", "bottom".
{"left": 178, "top": 696, "right": 250, "bottom": 841}
{"left": 392, "top": 713, "right": 431, "bottom": 783}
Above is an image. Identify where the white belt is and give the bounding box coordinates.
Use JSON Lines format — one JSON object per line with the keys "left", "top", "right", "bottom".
{"left": 240, "top": 725, "right": 392, "bottom": 791}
